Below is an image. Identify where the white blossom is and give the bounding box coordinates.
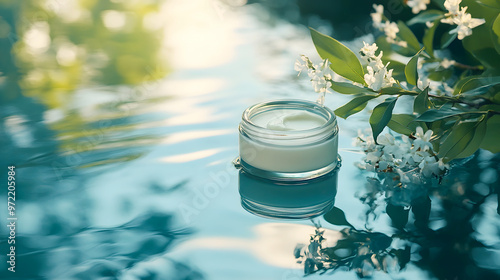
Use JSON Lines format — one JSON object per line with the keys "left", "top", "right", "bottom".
{"left": 370, "top": 5, "right": 408, "bottom": 48}
{"left": 360, "top": 41, "right": 379, "bottom": 59}
{"left": 359, "top": 42, "right": 397, "bottom": 91}
{"left": 294, "top": 55, "right": 308, "bottom": 75}
{"left": 371, "top": 4, "right": 384, "bottom": 28}
{"left": 364, "top": 64, "right": 396, "bottom": 91}
{"left": 383, "top": 21, "right": 399, "bottom": 40}
{"left": 354, "top": 127, "right": 447, "bottom": 184}
{"left": 413, "top": 126, "right": 433, "bottom": 151}
{"left": 295, "top": 56, "right": 337, "bottom": 98}
{"left": 440, "top": 58, "right": 455, "bottom": 69}
{"left": 425, "top": 21, "right": 434, "bottom": 28}
{"left": 407, "top": 0, "right": 430, "bottom": 14}
{"left": 444, "top": 0, "right": 462, "bottom": 15}
{"left": 449, "top": 8, "right": 486, "bottom": 40}
{"left": 441, "top": 1, "right": 485, "bottom": 40}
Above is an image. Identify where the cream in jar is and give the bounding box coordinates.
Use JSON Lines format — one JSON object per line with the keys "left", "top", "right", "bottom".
{"left": 238, "top": 100, "right": 339, "bottom": 181}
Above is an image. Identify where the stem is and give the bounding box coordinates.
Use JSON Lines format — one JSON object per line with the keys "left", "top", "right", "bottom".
{"left": 397, "top": 90, "right": 482, "bottom": 108}
{"left": 452, "top": 62, "right": 483, "bottom": 71}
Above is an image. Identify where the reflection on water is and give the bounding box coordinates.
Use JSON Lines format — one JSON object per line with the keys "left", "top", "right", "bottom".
{"left": 238, "top": 169, "right": 337, "bottom": 219}
{"left": 296, "top": 152, "right": 500, "bottom": 279}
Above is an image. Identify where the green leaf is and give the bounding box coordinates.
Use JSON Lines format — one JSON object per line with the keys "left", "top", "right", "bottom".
{"left": 492, "top": 14, "right": 500, "bottom": 56}
{"left": 405, "top": 48, "right": 425, "bottom": 86}
{"left": 379, "top": 86, "right": 403, "bottom": 94}
{"left": 370, "top": 97, "right": 398, "bottom": 142}
{"left": 438, "top": 118, "right": 486, "bottom": 161}
{"left": 407, "top": 10, "right": 445, "bottom": 25}
{"left": 330, "top": 81, "right": 371, "bottom": 94}
{"left": 414, "top": 87, "right": 430, "bottom": 114}
{"left": 477, "top": 0, "right": 500, "bottom": 9}
{"left": 397, "top": 21, "right": 421, "bottom": 51}
{"left": 310, "top": 28, "right": 365, "bottom": 84}
{"left": 415, "top": 108, "right": 464, "bottom": 122}
{"left": 461, "top": 1, "right": 500, "bottom": 69}
{"left": 440, "top": 32, "right": 457, "bottom": 49}
{"left": 423, "top": 20, "right": 439, "bottom": 57}
{"left": 334, "top": 95, "right": 378, "bottom": 119}
{"left": 456, "top": 117, "right": 488, "bottom": 158}
{"left": 454, "top": 76, "right": 500, "bottom": 95}
{"left": 480, "top": 115, "right": 500, "bottom": 153}
{"left": 428, "top": 68, "right": 453, "bottom": 81}
{"left": 387, "top": 114, "right": 416, "bottom": 135}
{"left": 323, "top": 207, "right": 353, "bottom": 228}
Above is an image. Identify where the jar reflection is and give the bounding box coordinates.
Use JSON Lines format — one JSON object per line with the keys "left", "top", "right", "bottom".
{"left": 238, "top": 167, "right": 338, "bottom": 219}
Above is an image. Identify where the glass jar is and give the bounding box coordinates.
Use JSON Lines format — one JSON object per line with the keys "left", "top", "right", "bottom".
{"left": 236, "top": 100, "right": 340, "bottom": 181}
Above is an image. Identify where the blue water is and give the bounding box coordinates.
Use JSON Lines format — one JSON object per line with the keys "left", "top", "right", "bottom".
{"left": 0, "top": 1, "right": 499, "bottom": 279}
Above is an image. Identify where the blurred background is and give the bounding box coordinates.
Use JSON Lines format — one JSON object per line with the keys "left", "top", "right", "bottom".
{"left": 0, "top": 0, "right": 499, "bottom": 279}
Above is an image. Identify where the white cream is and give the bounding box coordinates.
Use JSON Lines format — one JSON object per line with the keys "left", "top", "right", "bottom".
{"left": 239, "top": 101, "right": 339, "bottom": 177}
{"left": 252, "top": 110, "right": 327, "bottom": 131}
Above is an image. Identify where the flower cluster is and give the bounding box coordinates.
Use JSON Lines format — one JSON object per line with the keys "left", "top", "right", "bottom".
{"left": 354, "top": 127, "right": 449, "bottom": 183}
{"left": 370, "top": 5, "right": 408, "bottom": 48}
{"left": 441, "top": 0, "right": 485, "bottom": 40}
{"left": 295, "top": 55, "right": 335, "bottom": 104}
{"left": 360, "top": 42, "right": 397, "bottom": 91}
{"left": 407, "top": 0, "right": 430, "bottom": 14}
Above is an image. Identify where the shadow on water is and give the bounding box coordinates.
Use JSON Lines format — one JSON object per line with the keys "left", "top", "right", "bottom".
{"left": 295, "top": 152, "right": 500, "bottom": 279}
{"left": 0, "top": 0, "right": 203, "bottom": 279}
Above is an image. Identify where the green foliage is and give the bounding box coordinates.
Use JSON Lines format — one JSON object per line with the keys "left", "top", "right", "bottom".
{"left": 397, "top": 21, "right": 421, "bottom": 52}
{"left": 413, "top": 87, "right": 430, "bottom": 114}
{"left": 330, "top": 81, "right": 371, "bottom": 94}
{"left": 480, "top": 115, "right": 500, "bottom": 153}
{"left": 387, "top": 114, "right": 420, "bottom": 135}
{"left": 407, "top": 10, "right": 445, "bottom": 26}
{"left": 308, "top": 0, "right": 500, "bottom": 163}
{"left": 310, "top": 28, "right": 365, "bottom": 84}
{"left": 334, "top": 95, "right": 378, "bottom": 119}
{"left": 370, "top": 98, "right": 397, "bottom": 142}
{"left": 423, "top": 20, "right": 439, "bottom": 57}
{"left": 405, "top": 48, "right": 424, "bottom": 85}
{"left": 492, "top": 14, "right": 500, "bottom": 54}
{"left": 438, "top": 118, "right": 487, "bottom": 161}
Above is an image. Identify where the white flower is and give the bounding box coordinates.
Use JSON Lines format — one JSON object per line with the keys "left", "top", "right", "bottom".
{"left": 302, "top": 58, "right": 335, "bottom": 94}
{"left": 449, "top": 7, "right": 486, "bottom": 40}
{"left": 383, "top": 21, "right": 399, "bottom": 40}
{"left": 441, "top": 1, "right": 485, "bottom": 40}
{"left": 397, "top": 168, "right": 411, "bottom": 183}
{"left": 425, "top": 21, "right": 434, "bottom": 28}
{"left": 419, "top": 155, "right": 441, "bottom": 177}
{"left": 366, "top": 150, "right": 382, "bottom": 164}
{"left": 377, "top": 133, "right": 395, "bottom": 146}
{"left": 413, "top": 126, "right": 433, "bottom": 151}
{"left": 364, "top": 66, "right": 384, "bottom": 91}
{"left": 371, "top": 4, "right": 384, "bottom": 28}
{"left": 294, "top": 55, "right": 308, "bottom": 75}
{"left": 444, "top": 0, "right": 462, "bottom": 15}
{"left": 360, "top": 41, "right": 378, "bottom": 58}
{"left": 364, "top": 63, "right": 396, "bottom": 91}
{"left": 367, "top": 51, "right": 385, "bottom": 71}
{"left": 355, "top": 129, "right": 377, "bottom": 151}
{"left": 440, "top": 58, "right": 455, "bottom": 69}
{"left": 407, "top": 0, "right": 430, "bottom": 14}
